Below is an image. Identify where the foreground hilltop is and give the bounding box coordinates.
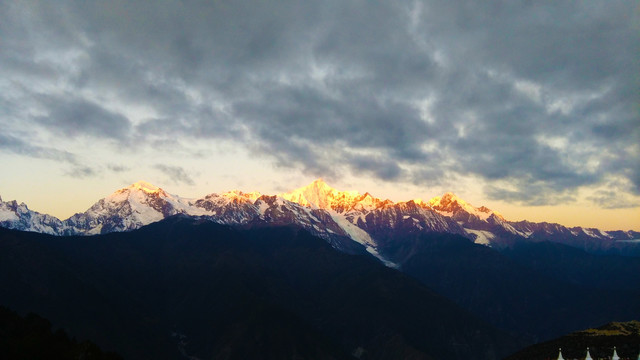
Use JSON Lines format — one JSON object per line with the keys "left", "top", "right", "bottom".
{"left": 505, "top": 321, "right": 640, "bottom": 360}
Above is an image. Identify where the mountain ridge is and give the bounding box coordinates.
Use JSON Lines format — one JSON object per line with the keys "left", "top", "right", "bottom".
{"left": 1, "top": 179, "right": 638, "bottom": 264}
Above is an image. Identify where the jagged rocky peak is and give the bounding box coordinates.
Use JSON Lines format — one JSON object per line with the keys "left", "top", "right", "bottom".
{"left": 428, "top": 192, "right": 503, "bottom": 221}
{"left": 0, "top": 195, "right": 65, "bottom": 235}
{"left": 221, "top": 190, "right": 261, "bottom": 203}
{"left": 350, "top": 192, "right": 393, "bottom": 212}
{"left": 195, "top": 190, "right": 261, "bottom": 211}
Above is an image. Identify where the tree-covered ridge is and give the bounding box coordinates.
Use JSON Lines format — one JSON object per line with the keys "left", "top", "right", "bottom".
{"left": 576, "top": 321, "right": 640, "bottom": 337}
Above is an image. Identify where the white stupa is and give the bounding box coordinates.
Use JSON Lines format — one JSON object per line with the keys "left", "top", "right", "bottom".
{"left": 585, "top": 347, "right": 593, "bottom": 360}
{"left": 612, "top": 346, "right": 620, "bottom": 360}
{"left": 557, "top": 348, "right": 564, "bottom": 360}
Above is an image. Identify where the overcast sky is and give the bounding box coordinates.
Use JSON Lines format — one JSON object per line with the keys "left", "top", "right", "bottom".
{"left": 1, "top": 1, "right": 638, "bottom": 229}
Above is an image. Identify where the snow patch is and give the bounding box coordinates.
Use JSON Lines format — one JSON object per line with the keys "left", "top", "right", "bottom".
{"left": 256, "top": 200, "right": 270, "bottom": 217}
{"left": 329, "top": 210, "right": 397, "bottom": 268}
{"left": 598, "top": 230, "right": 613, "bottom": 238}
{"left": 465, "top": 228, "right": 495, "bottom": 245}
{"left": 86, "top": 224, "right": 103, "bottom": 235}
{"left": 127, "top": 191, "right": 164, "bottom": 224}
{"left": 582, "top": 227, "right": 600, "bottom": 238}
{"left": 0, "top": 208, "right": 18, "bottom": 222}
{"left": 366, "top": 246, "right": 399, "bottom": 268}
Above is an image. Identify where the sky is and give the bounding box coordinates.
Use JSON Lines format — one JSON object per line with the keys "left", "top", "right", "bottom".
{"left": 0, "top": 1, "right": 638, "bottom": 230}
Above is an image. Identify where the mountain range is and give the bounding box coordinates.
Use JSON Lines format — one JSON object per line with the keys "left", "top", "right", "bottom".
{"left": 1, "top": 179, "right": 638, "bottom": 265}
{"left": 2, "top": 180, "right": 640, "bottom": 359}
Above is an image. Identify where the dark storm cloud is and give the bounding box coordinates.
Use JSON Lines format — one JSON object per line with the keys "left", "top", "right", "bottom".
{"left": 233, "top": 84, "right": 433, "bottom": 161}
{"left": 34, "top": 96, "right": 132, "bottom": 141}
{"left": 1, "top": 0, "right": 637, "bottom": 206}
{"left": 153, "top": 164, "right": 195, "bottom": 186}
{"left": 346, "top": 154, "right": 405, "bottom": 181}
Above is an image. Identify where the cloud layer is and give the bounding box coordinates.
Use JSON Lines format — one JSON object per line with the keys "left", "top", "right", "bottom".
{"left": 1, "top": 0, "right": 637, "bottom": 206}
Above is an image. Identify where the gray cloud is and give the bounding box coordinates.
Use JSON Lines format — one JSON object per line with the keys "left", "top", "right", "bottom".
{"left": 484, "top": 181, "right": 578, "bottom": 207}
{"left": 0, "top": 133, "right": 77, "bottom": 164}
{"left": 107, "top": 164, "right": 130, "bottom": 173}
{"left": 154, "top": 164, "right": 195, "bottom": 186}
{"left": 587, "top": 190, "right": 640, "bottom": 210}
{"left": 1, "top": 0, "right": 637, "bottom": 206}
{"left": 346, "top": 153, "right": 405, "bottom": 181}
{"left": 65, "top": 165, "right": 98, "bottom": 178}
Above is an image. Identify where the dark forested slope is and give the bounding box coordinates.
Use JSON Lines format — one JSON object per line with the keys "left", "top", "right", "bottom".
{"left": 0, "top": 217, "right": 517, "bottom": 360}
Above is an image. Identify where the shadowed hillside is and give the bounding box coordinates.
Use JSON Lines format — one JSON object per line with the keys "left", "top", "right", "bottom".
{"left": 0, "top": 306, "right": 122, "bottom": 360}
{"left": 0, "top": 216, "right": 518, "bottom": 360}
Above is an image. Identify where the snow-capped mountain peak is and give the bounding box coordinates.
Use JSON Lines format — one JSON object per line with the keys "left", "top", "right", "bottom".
{"left": 102, "top": 182, "right": 181, "bottom": 214}
{"left": 281, "top": 179, "right": 396, "bottom": 215}
{"left": 130, "top": 180, "right": 162, "bottom": 194}
{"left": 281, "top": 178, "right": 361, "bottom": 212}
{"left": 108, "top": 181, "right": 167, "bottom": 201}
{"left": 64, "top": 181, "right": 197, "bottom": 235}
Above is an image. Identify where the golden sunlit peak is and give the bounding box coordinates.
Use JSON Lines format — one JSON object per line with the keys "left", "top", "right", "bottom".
{"left": 130, "top": 181, "right": 161, "bottom": 194}
{"left": 427, "top": 195, "right": 442, "bottom": 207}
{"left": 309, "top": 178, "right": 332, "bottom": 189}
{"left": 429, "top": 192, "right": 463, "bottom": 207}
{"left": 309, "top": 178, "right": 362, "bottom": 197}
